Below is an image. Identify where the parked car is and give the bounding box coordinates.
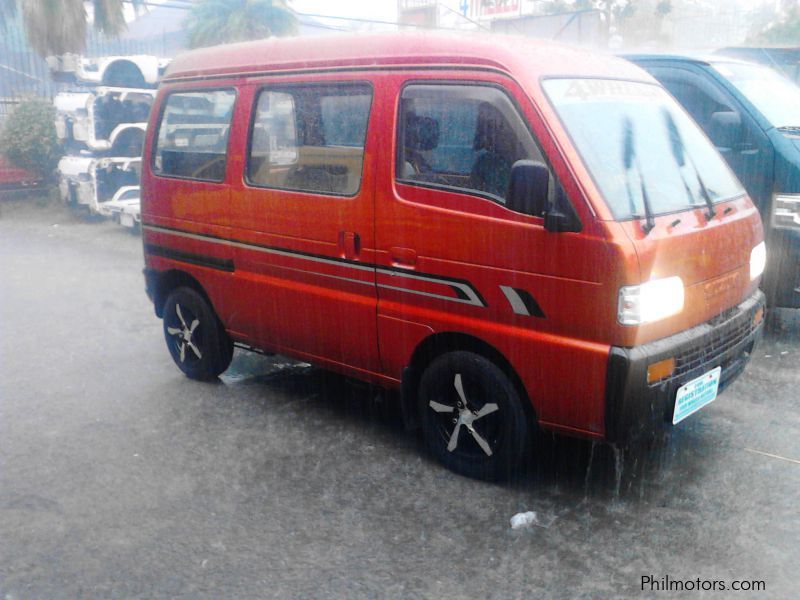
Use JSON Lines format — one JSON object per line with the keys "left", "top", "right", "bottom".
{"left": 628, "top": 54, "right": 800, "bottom": 308}
{"left": 141, "top": 33, "right": 766, "bottom": 480}
{"left": 715, "top": 46, "right": 800, "bottom": 85}
{"left": 46, "top": 54, "right": 170, "bottom": 89}
{"left": 121, "top": 199, "right": 141, "bottom": 230}
{"left": 98, "top": 185, "right": 141, "bottom": 230}
{"left": 58, "top": 155, "right": 140, "bottom": 214}
{"left": 54, "top": 87, "right": 154, "bottom": 154}
{"left": 0, "top": 155, "right": 42, "bottom": 191}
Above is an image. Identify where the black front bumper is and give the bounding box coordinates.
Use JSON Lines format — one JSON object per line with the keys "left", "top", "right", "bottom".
{"left": 765, "top": 228, "right": 800, "bottom": 308}
{"left": 605, "top": 290, "right": 766, "bottom": 442}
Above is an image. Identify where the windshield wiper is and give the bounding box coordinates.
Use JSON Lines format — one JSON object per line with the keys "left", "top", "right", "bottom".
{"left": 690, "top": 158, "right": 717, "bottom": 221}
{"left": 663, "top": 108, "right": 716, "bottom": 221}
{"left": 622, "top": 117, "right": 655, "bottom": 234}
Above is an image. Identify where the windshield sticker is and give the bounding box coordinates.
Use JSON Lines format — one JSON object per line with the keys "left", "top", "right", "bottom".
{"left": 549, "top": 79, "right": 661, "bottom": 104}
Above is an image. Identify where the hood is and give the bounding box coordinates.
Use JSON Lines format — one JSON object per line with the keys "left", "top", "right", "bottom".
{"left": 617, "top": 194, "right": 763, "bottom": 345}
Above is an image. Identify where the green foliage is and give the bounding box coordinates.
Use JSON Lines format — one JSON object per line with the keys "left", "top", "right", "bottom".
{"left": 0, "top": 1, "right": 145, "bottom": 57}
{"left": 656, "top": 0, "right": 672, "bottom": 17}
{"left": 0, "top": 98, "right": 60, "bottom": 181}
{"left": 752, "top": 7, "right": 800, "bottom": 45}
{"left": 186, "top": 0, "right": 298, "bottom": 49}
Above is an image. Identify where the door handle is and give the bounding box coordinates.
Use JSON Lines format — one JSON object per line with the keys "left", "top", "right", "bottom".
{"left": 340, "top": 231, "right": 360, "bottom": 260}
{"left": 389, "top": 246, "right": 417, "bottom": 268}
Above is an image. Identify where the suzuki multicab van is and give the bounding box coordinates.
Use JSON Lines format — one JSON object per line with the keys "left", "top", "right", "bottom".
{"left": 141, "top": 33, "right": 766, "bottom": 480}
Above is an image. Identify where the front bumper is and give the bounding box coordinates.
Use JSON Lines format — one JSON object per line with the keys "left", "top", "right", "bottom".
{"left": 764, "top": 228, "right": 800, "bottom": 308}
{"left": 605, "top": 289, "right": 766, "bottom": 442}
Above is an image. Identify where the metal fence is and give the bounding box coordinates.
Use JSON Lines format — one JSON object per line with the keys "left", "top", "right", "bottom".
{"left": 0, "top": 20, "right": 55, "bottom": 121}
{"left": 0, "top": 15, "right": 183, "bottom": 126}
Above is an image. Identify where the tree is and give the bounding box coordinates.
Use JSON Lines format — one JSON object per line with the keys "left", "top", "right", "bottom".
{"left": 185, "top": 0, "right": 298, "bottom": 50}
{"left": 751, "top": 1, "right": 800, "bottom": 45}
{"left": 655, "top": 0, "right": 672, "bottom": 18}
{"left": 0, "top": 0, "right": 145, "bottom": 58}
{"left": 0, "top": 98, "right": 60, "bottom": 181}
{"left": 542, "top": 1, "right": 637, "bottom": 40}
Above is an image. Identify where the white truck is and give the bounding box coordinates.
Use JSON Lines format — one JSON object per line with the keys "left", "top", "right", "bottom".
{"left": 54, "top": 87, "right": 154, "bottom": 155}
{"left": 58, "top": 156, "right": 141, "bottom": 215}
{"left": 98, "top": 185, "right": 141, "bottom": 230}
{"left": 46, "top": 54, "right": 170, "bottom": 88}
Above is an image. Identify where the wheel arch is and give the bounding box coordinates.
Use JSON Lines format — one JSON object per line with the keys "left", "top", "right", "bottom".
{"left": 107, "top": 124, "right": 146, "bottom": 156}
{"left": 401, "top": 331, "right": 537, "bottom": 431}
{"left": 101, "top": 59, "right": 146, "bottom": 87}
{"left": 151, "top": 269, "right": 214, "bottom": 319}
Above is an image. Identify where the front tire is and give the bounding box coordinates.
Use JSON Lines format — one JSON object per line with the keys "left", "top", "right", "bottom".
{"left": 162, "top": 287, "right": 233, "bottom": 380}
{"left": 418, "top": 351, "right": 531, "bottom": 481}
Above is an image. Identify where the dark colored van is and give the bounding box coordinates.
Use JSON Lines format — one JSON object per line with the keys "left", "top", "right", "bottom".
{"left": 629, "top": 55, "right": 800, "bottom": 308}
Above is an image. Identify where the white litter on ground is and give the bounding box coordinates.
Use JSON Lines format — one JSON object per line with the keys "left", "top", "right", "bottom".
{"left": 510, "top": 511, "right": 538, "bottom": 530}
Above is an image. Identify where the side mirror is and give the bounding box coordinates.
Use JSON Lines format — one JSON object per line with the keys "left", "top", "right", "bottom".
{"left": 507, "top": 160, "right": 549, "bottom": 217}
{"left": 544, "top": 210, "right": 575, "bottom": 233}
{"left": 709, "top": 111, "right": 742, "bottom": 151}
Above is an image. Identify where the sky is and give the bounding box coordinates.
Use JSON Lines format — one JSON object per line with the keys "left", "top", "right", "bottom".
{"left": 139, "top": 1, "right": 781, "bottom": 25}
{"left": 291, "top": 0, "right": 398, "bottom": 22}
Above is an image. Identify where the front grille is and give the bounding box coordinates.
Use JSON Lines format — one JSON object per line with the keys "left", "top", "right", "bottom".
{"left": 672, "top": 313, "right": 755, "bottom": 380}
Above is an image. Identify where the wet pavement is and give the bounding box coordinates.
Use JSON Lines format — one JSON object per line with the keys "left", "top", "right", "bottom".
{"left": 1, "top": 197, "right": 798, "bottom": 598}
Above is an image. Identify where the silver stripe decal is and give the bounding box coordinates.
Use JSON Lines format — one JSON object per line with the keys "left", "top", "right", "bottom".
{"left": 500, "top": 285, "right": 531, "bottom": 316}
{"left": 376, "top": 268, "right": 483, "bottom": 307}
{"left": 144, "top": 224, "right": 484, "bottom": 307}
{"left": 378, "top": 283, "right": 478, "bottom": 305}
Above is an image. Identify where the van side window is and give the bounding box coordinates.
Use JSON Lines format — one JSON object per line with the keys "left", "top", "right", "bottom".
{"left": 153, "top": 90, "right": 236, "bottom": 182}
{"left": 247, "top": 84, "right": 372, "bottom": 196}
{"left": 397, "top": 84, "right": 551, "bottom": 214}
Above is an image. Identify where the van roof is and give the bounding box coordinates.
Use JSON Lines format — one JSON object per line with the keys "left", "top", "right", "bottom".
{"left": 163, "top": 31, "right": 649, "bottom": 84}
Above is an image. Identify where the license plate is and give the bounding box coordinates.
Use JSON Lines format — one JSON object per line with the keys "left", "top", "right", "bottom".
{"left": 672, "top": 366, "right": 722, "bottom": 425}
{"left": 120, "top": 213, "right": 134, "bottom": 228}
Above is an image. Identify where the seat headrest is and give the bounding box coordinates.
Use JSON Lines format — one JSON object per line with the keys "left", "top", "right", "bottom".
{"left": 474, "top": 102, "right": 507, "bottom": 151}
{"left": 405, "top": 112, "right": 440, "bottom": 151}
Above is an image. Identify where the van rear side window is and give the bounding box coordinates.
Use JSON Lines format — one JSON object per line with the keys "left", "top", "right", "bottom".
{"left": 153, "top": 89, "right": 236, "bottom": 182}
{"left": 246, "top": 84, "right": 372, "bottom": 196}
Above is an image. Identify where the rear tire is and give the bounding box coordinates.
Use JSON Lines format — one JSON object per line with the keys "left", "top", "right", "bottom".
{"left": 418, "top": 351, "right": 530, "bottom": 481}
{"left": 162, "top": 287, "right": 233, "bottom": 380}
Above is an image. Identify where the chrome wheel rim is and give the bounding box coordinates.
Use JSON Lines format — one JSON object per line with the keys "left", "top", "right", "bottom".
{"left": 166, "top": 303, "right": 203, "bottom": 364}
{"left": 428, "top": 373, "right": 501, "bottom": 458}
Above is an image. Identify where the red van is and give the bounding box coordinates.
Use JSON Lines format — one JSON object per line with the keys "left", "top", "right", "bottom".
{"left": 141, "top": 33, "right": 766, "bottom": 480}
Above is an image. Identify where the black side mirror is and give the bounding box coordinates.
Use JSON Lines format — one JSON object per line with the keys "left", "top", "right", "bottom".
{"left": 709, "top": 111, "right": 742, "bottom": 151}
{"left": 543, "top": 210, "right": 575, "bottom": 233}
{"left": 507, "top": 160, "right": 549, "bottom": 217}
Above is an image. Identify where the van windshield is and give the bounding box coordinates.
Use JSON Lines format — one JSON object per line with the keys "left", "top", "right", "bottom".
{"left": 712, "top": 61, "right": 800, "bottom": 129}
{"left": 543, "top": 78, "right": 744, "bottom": 221}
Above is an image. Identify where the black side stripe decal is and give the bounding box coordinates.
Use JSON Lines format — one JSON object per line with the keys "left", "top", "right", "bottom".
{"left": 145, "top": 243, "right": 235, "bottom": 273}
{"left": 143, "top": 223, "right": 486, "bottom": 307}
{"left": 499, "top": 286, "right": 546, "bottom": 318}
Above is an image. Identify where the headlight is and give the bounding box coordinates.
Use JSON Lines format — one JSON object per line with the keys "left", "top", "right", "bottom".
{"left": 750, "top": 241, "right": 766, "bottom": 281}
{"left": 772, "top": 193, "right": 800, "bottom": 229}
{"left": 618, "top": 276, "right": 685, "bottom": 325}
